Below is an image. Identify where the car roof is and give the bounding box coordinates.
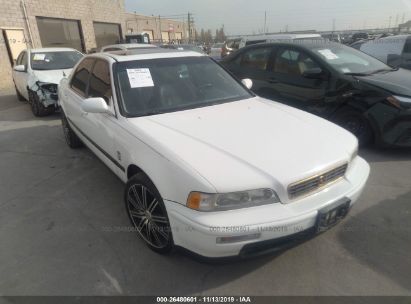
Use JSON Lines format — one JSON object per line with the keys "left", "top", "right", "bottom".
{"left": 28, "top": 47, "right": 80, "bottom": 53}
{"left": 93, "top": 48, "right": 206, "bottom": 62}
{"left": 243, "top": 34, "right": 322, "bottom": 41}
{"left": 103, "top": 43, "right": 157, "bottom": 49}
{"left": 240, "top": 40, "right": 340, "bottom": 50}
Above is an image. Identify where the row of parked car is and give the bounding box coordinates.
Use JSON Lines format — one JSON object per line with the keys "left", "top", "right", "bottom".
{"left": 9, "top": 40, "right": 408, "bottom": 258}
{"left": 12, "top": 37, "right": 411, "bottom": 148}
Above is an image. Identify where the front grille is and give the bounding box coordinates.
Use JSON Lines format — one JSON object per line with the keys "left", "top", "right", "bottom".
{"left": 288, "top": 163, "right": 348, "bottom": 199}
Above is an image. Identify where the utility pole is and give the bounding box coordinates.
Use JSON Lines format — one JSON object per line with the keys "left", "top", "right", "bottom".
{"left": 395, "top": 14, "right": 399, "bottom": 28}
{"left": 332, "top": 18, "right": 336, "bottom": 32}
{"left": 388, "top": 16, "right": 392, "bottom": 30}
{"left": 264, "top": 11, "right": 267, "bottom": 34}
{"left": 187, "top": 12, "right": 191, "bottom": 43}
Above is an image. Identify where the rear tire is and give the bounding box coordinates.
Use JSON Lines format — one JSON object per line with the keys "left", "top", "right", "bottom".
{"left": 61, "top": 112, "right": 83, "bottom": 149}
{"left": 333, "top": 107, "right": 374, "bottom": 147}
{"left": 29, "top": 90, "right": 55, "bottom": 117}
{"left": 125, "top": 173, "right": 174, "bottom": 254}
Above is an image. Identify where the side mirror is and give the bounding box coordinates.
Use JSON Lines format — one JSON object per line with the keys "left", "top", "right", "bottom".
{"left": 241, "top": 78, "right": 253, "bottom": 89}
{"left": 302, "top": 67, "right": 324, "bottom": 79}
{"left": 81, "top": 97, "right": 109, "bottom": 114}
{"left": 14, "top": 65, "right": 26, "bottom": 72}
{"left": 387, "top": 54, "right": 402, "bottom": 68}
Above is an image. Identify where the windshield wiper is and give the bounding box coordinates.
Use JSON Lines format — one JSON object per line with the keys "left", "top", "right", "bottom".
{"left": 344, "top": 72, "right": 372, "bottom": 76}
{"left": 344, "top": 68, "right": 397, "bottom": 77}
{"left": 369, "top": 68, "right": 398, "bottom": 74}
{"left": 138, "top": 110, "right": 166, "bottom": 117}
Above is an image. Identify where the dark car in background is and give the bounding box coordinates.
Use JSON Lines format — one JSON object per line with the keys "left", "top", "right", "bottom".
{"left": 351, "top": 32, "right": 369, "bottom": 43}
{"left": 221, "top": 41, "right": 411, "bottom": 147}
{"left": 350, "top": 39, "right": 372, "bottom": 50}
{"left": 359, "top": 35, "right": 411, "bottom": 70}
{"left": 222, "top": 38, "right": 242, "bottom": 58}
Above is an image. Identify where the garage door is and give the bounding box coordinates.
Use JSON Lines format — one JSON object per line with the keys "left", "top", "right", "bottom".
{"left": 94, "top": 22, "right": 122, "bottom": 49}
{"left": 36, "top": 17, "right": 84, "bottom": 52}
{"left": 161, "top": 31, "right": 170, "bottom": 43}
{"left": 2, "top": 28, "right": 27, "bottom": 65}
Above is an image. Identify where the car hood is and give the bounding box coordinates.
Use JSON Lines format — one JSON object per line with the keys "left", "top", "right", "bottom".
{"left": 32, "top": 69, "right": 73, "bottom": 85}
{"left": 127, "top": 97, "right": 358, "bottom": 200}
{"left": 355, "top": 68, "right": 411, "bottom": 96}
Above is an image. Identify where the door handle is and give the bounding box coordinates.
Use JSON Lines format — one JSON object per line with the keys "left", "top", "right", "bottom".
{"left": 81, "top": 111, "right": 88, "bottom": 117}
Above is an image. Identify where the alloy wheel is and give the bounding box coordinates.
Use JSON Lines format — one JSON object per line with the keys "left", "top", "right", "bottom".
{"left": 127, "top": 184, "right": 170, "bottom": 249}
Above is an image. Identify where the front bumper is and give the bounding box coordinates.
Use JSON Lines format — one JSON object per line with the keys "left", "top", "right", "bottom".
{"left": 30, "top": 82, "right": 59, "bottom": 108}
{"left": 165, "top": 157, "right": 370, "bottom": 258}
{"left": 368, "top": 103, "right": 411, "bottom": 147}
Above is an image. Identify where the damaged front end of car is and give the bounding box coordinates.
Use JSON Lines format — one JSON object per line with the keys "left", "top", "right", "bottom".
{"left": 366, "top": 95, "right": 411, "bottom": 147}
{"left": 29, "top": 81, "right": 59, "bottom": 108}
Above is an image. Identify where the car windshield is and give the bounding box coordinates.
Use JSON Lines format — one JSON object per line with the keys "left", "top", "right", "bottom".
{"left": 30, "top": 51, "right": 83, "bottom": 70}
{"left": 312, "top": 44, "right": 391, "bottom": 75}
{"left": 116, "top": 56, "right": 252, "bottom": 117}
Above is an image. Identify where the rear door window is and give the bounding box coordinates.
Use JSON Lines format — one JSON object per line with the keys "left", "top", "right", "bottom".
{"left": 70, "top": 58, "right": 95, "bottom": 97}
{"left": 274, "top": 48, "right": 320, "bottom": 77}
{"left": 240, "top": 47, "right": 272, "bottom": 71}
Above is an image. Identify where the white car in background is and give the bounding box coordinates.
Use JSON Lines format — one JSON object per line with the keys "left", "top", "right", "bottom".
{"left": 58, "top": 49, "right": 370, "bottom": 258}
{"left": 100, "top": 43, "right": 158, "bottom": 52}
{"left": 209, "top": 43, "right": 225, "bottom": 60}
{"left": 12, "top": 47, "right": 83, "bottom": 116}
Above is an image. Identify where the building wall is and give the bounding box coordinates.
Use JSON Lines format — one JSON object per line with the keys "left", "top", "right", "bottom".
{"left": 123, "top": 12, "right": 188, "bottom": 43}
{"left": 0, "top": 0, "right": 125, "bottom": 91}
{"left": 0, "top": 0, "right": 28, "bottom": 90}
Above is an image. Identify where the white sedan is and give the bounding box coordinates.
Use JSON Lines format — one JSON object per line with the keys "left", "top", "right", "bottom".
{"left": 12, "top": 47, "right": 83, "bottom": 116}
{"left": 58, "top": 49, "right": 370, "bottom": 258}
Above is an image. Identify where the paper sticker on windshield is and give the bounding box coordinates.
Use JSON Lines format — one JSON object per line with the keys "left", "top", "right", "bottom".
{"left": 127, "top": 68, "right": 154, "bottom": 88}
{"left": 33, "top": 54, "right": 46, "bottom": 61}
{"left": 318, "top": 49, "right": 339, "bottom": 60}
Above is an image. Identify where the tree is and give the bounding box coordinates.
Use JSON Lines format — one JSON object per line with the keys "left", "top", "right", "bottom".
{"left": 200, "top": 28, "right": 206, "bottom": 43}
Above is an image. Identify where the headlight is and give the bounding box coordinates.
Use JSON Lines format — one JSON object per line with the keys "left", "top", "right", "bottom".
{"left": 388, "top": 95, "right": 411, "bottom": 109}
{"left": 186, "top": 189, "right": 280, "bottom": 212}
{"left": 394, "top": 95, "right": 411, "bottom": 104}
{"left": 38, "top": 82, "right": 58, "bottom": 94}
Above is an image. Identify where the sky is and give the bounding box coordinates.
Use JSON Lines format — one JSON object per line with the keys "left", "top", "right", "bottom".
{"left": 125, "top": 0, "right": 411, "bottom": 35}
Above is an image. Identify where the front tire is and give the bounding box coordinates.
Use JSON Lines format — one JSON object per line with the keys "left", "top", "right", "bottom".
{"left": 28, "top": 90, "right": 55, "bottom": 117}
{"left": 333, "top": 107, "right": 374, "bottom": 147}
{"left": 125, "top": 173, "right": 174, "bottom": 254}
{"left": 61, "top": 113, "right": 83, "bottom": 149}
